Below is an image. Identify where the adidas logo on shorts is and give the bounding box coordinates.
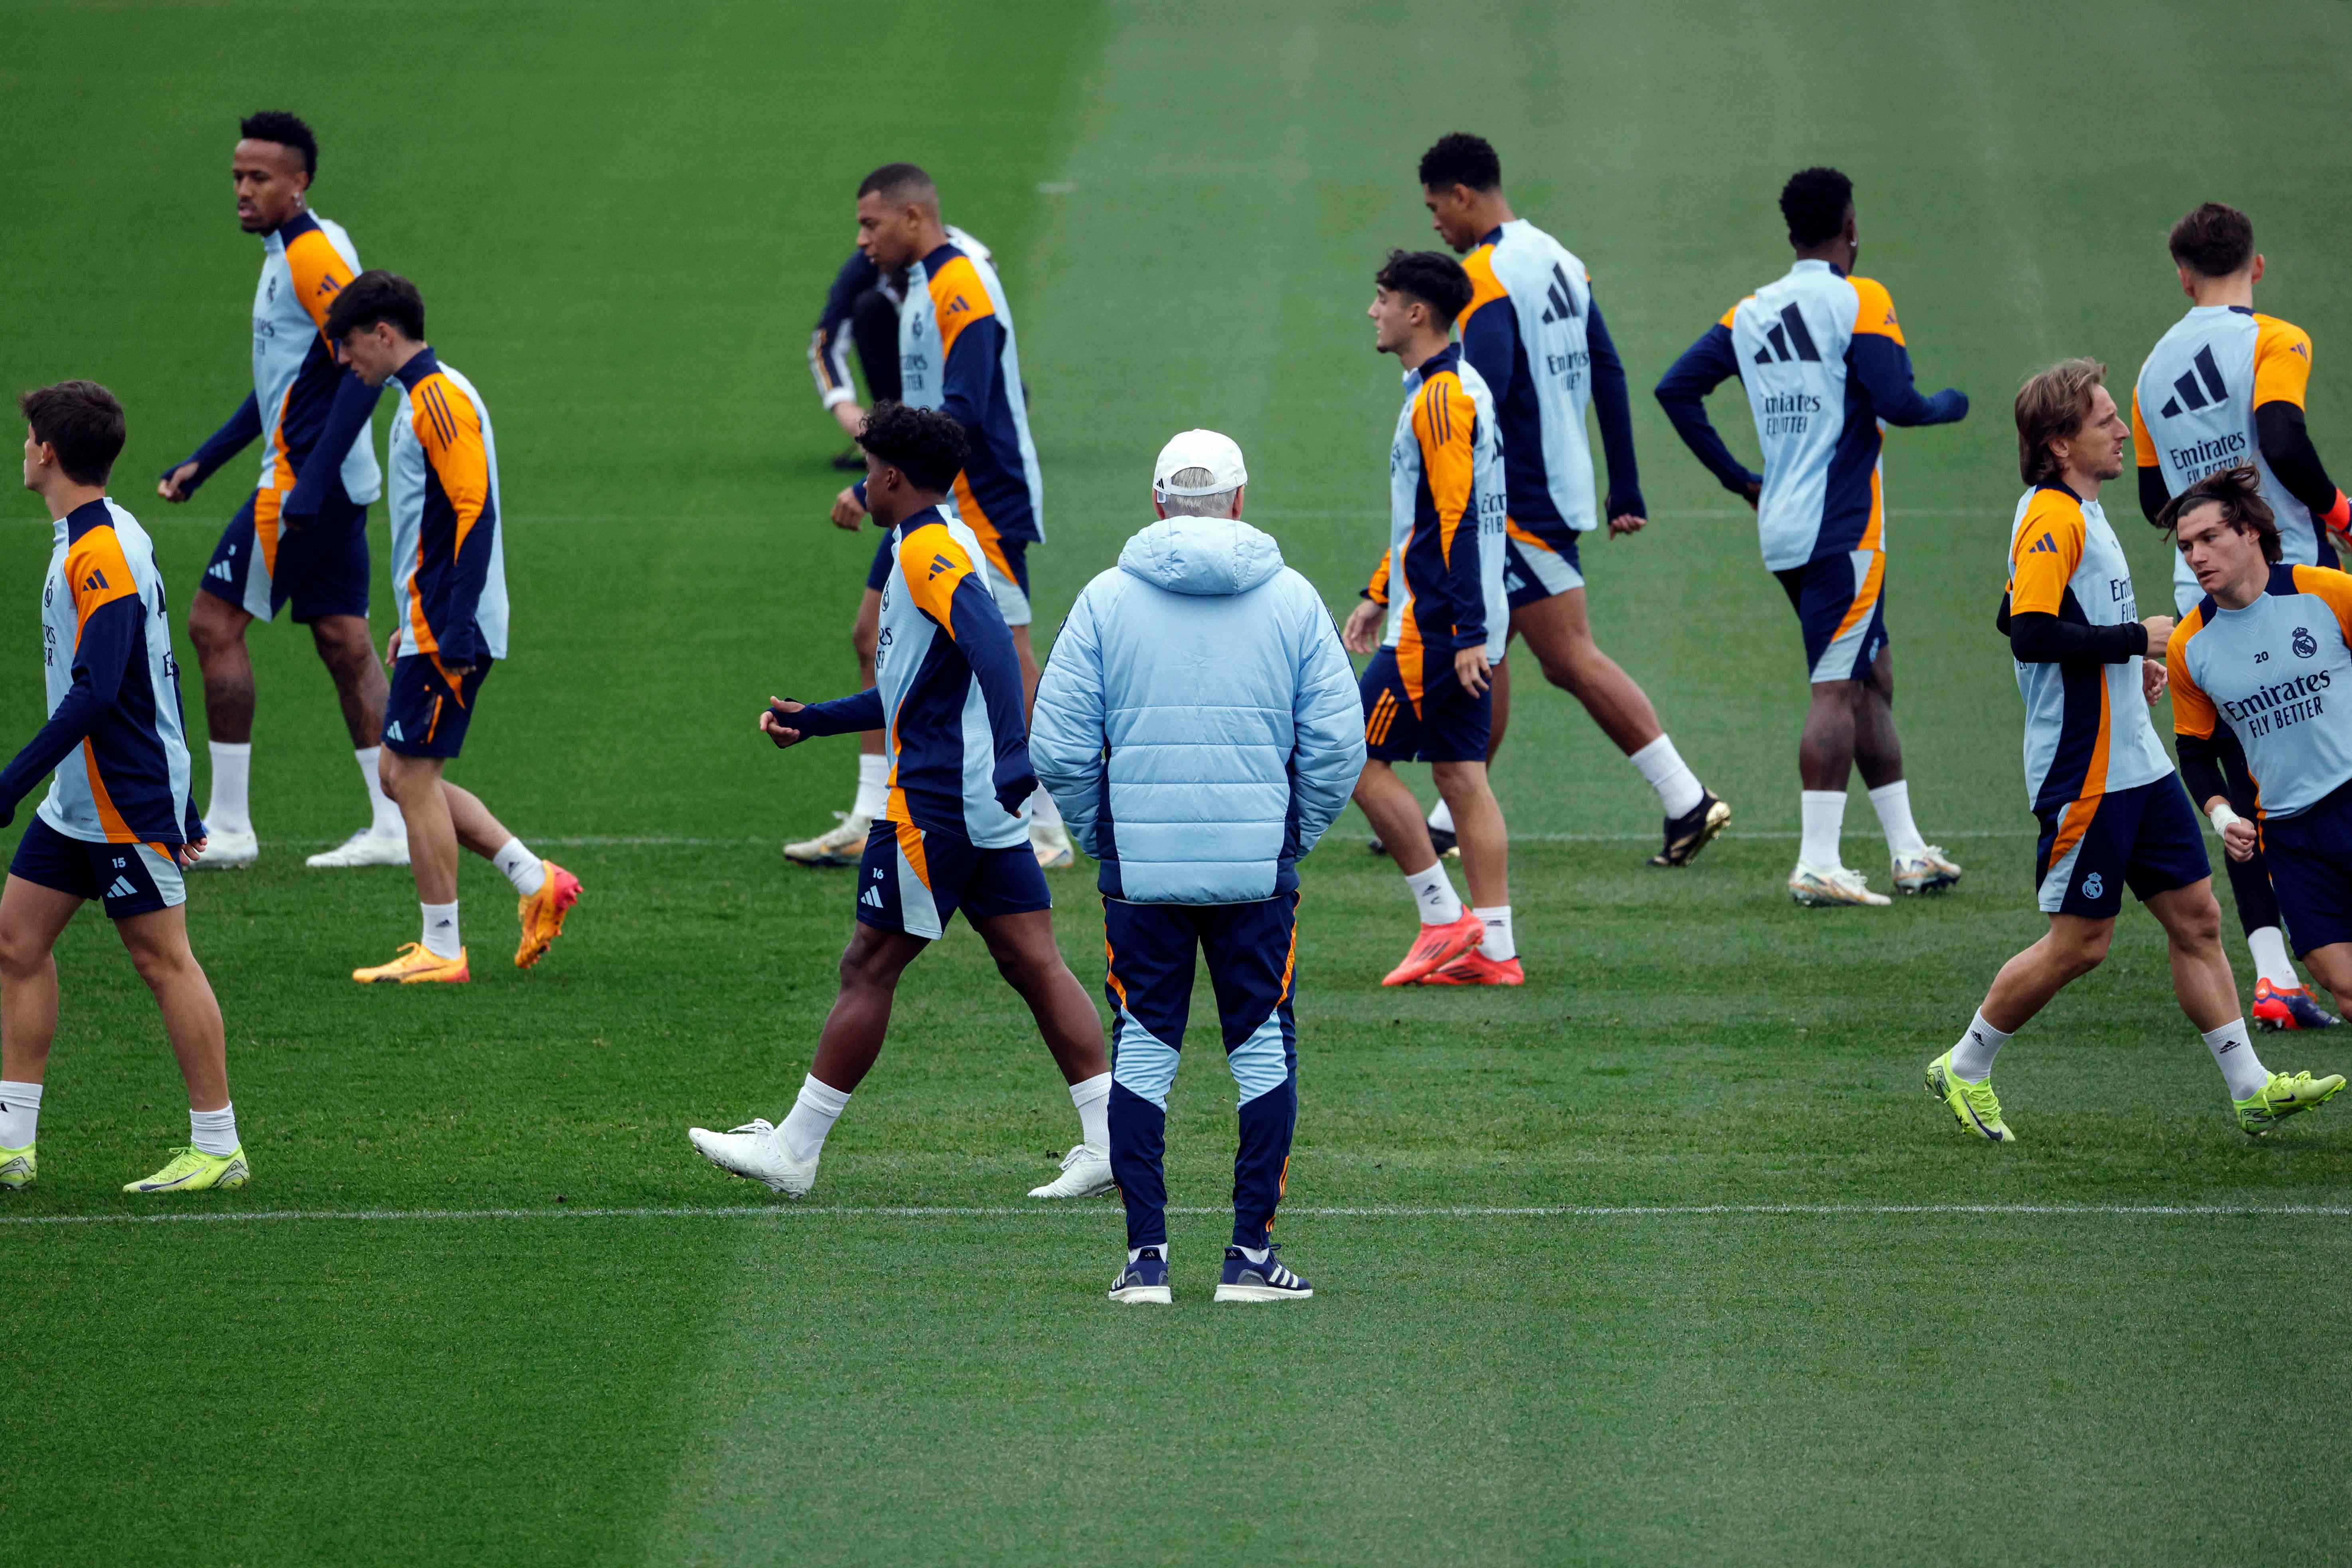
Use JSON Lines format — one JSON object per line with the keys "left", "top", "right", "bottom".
{"left": 207, "top": 560, "right": 233, "bottom": 581}
{"left": 385, "top": 720, "right": 406, "bottom": 742}
{"left": 105, "top": 876, "right": 139, "bottom": 900}
{"left": 860, "top": 887, "right": 884, "bottom": 908}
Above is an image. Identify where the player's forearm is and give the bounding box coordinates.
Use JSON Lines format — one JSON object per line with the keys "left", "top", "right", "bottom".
{"left": 0, "top": 634, "right": 129, "bottom": 824}
{"left": 2005, "top": 609, "right": 2145, "bottom": 665}
{"left": 1655, "top": 334, "right": 1758, "bottom": 494}
{"left": 2174, "top": 731, "right": 2229, "bottom": 812}
{"left": 791, "top": 688, "right": 886, "bottom": 737}
{"left": 170, "top": 392, "right": 263, "bottom": 489}
{"left": 2255, "top": 401, "right": 2350, "bottom": 526}
{"left": 288, "top": 373, "right": 383, "bottom": 506}
{"left": 2138, "top": 464, "right": 2171, "bottom": 527}
{"left": 1851, "top": 336, "right": 1965, "bottom": 427}
{"left": 1587, "top": 302, "right": 1643, "bottom": 509}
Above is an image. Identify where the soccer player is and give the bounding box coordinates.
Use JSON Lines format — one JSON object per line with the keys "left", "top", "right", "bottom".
{"left": 1655, "top": 167, "right": 1967, "bottom": 907}
{"left": 2135, "top": 202, "right": 2352, "bottom": 1031}
{"left": 808, "top": 223, "right": 994, "bottom": 468}
{"left": 155, "top": 111, "right": 406, "bottom": 871}
{"left": 323, "top": 274, "right": 581, "bottom": 984}
{"left": 1, "top": 382, "right": 248, "bottom": 1194}
{"left": 1342, "top": 251, "right": 1515, "bottom": 986}
{"left": 788, "top": 165, "right": 1071, "bottom": 871}
{"left": 2160, "top": 467, "right": 2351, "bottom": 1127}
{"left": 1031, "top": 429, "right": 1363, "bottom": 1303}
{"left": 1925, "top": 362, "right": 2334, "bottom": 1144}
{"left": 1405, "top": 132, "right": 1728, "bottom": 867}
{"left": 689, "top": 402, "right": 1112, "bottom": 1199}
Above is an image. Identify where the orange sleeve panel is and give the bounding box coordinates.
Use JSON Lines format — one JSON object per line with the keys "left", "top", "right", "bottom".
{"left": 64, "top": 528, "right": 139, "bottom": 633}
{"left": 2289, "top": 564, "right": 2352, "bottom": 650}
{"left": 2168, "top": 611, "right": 2217, "bottom": 739}
{"left": 897, "top": 521, "right": 976, "bottom": 635}
{"left": 2131, "top": 385, "right": 2158, "bottom": 468}
{"left": 1414, "top": 372, "right": 1475, "bottom": 565}
{"left": 283, "top": 226, "right": 357, "bottom": 335}
{"left": 924, "top": 255, "right": 997, "bottom": 361}
{"left": 1457, "top": 248, "right": 1509, "bottom": 332}
{"left": 1365, "top": 547, "right": 1391, "bottom": 606}
{"left": 2253, "top": 314, "right": 2314, "bottom": 409}
{"left": 1848, "top": 276, "right": 1905, "bottom": 345}
{"left": 1718, "top": 297, "right": 1750, "bottom": 330}
{"left": 411, "top": 375, "right": 490, "bottom": 555}
{"left": 2006, "top": 491, "right": 2087, "bottom": 617}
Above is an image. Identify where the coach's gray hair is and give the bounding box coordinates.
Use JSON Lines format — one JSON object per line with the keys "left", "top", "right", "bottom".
{"left": 1157, "top": 466, "right": 1242, "bottom": 518}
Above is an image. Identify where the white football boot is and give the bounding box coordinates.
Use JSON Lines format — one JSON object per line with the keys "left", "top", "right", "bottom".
{"left": 784, "top": 812, "right": 871, "bottom": 867}
{"left": 1787, "top": 862, "right": 1891, "bottom": 907}
{"left": 1028, "top": 1143, "right": 1114, "bottom": 1198}
{"left": 1891, "top": 845, "right": 1963, "bottom": 895}
{"left": 191, "top": 825, "right": 258, "bottom": 870}
{"left": 687, "top": 1118, "right": 818, "bottom": 1197}
{"left": 306, "top": 825, "right": 411, "bottom": 869}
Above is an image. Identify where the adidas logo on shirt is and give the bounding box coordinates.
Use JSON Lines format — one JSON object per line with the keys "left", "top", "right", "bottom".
{"left": 1752, "top": 304, "right": 1823, "bottom": 365}
{"left": 2158, "top": 345, "right": 2230, "bottom": 418}
{"left": 105, "top": 876, "right": 139, "bottom": 900}
{"left": 2026, "top": 534, "right": 2061, "bottom": 555}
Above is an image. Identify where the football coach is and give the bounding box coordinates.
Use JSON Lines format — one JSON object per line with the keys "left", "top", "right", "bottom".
{"left": 1030, "top": 429, "right": 1364, "bottom": 1305}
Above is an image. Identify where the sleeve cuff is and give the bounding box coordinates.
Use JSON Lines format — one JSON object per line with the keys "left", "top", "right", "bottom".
{"left": 820, "top": 387, "right": 858, "bottom": 411}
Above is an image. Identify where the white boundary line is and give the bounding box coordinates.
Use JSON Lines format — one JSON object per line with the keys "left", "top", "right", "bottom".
{"left": 251, "top": 828, "right": 2041, "bottom": 850}
{"left": 5, "top": 1201, "right": 2344, "bottom": 1227}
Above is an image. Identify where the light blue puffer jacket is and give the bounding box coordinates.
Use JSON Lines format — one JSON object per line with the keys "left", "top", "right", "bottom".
{"left": 1031, "top": 517, "right": 1366, "bottom": 903}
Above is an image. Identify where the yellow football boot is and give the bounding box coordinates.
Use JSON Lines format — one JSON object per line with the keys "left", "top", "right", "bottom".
{"left": 0, "top": 1144, "right": 33, "bottom": 1191}
{"left": 353, "top": 942, "right": 470, "bottom": 984}
{"left": 124, "top": 1145, "right": 249, "bottom": 1193}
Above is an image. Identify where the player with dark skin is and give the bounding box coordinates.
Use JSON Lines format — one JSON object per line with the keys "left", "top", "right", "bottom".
{"left": 157, "top": 133, "right": 387, "bottom": 766}
{"left": 762, "top": 445, "right": 1106, "bottom": 1098}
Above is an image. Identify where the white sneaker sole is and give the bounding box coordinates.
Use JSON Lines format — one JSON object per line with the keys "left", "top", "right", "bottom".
{"left": 190, "top": 835, "right": 258, "bottom": 870}
{"left": 1789, "top": 884, "right": 1890, "bottom": 908}
{"left": 1108, "top": 1284, "right": 1173, "bottom": 1304}
{"left": 1029, "top": 1169, "right": 1116, "bottom": 1199}
{"left": 1214, "top": 1283, "right": 1313, "bottom": 1303}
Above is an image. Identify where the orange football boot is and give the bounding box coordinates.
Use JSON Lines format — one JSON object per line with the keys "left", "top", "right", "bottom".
{"left": 1381, "top": 909, "right": 1485, "bottom": 986}
{"left": 515, "top": 862, "right": 583, "bottom": 970}
{"left": 1424, "top": 950, "right": 1525, "bottom": 986}
{"left": 353, "top": 943, "right": 470, "bottom": 984}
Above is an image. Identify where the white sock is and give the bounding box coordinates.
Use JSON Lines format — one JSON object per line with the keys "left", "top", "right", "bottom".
{"left": 1799, "top": 790, "right": 1846, "bottom": 871}
{"left": 355, "top": 746, "right": 401, "bottom": 835}
{"left": 1949, "top": 1010, "right": 2012, "bottom": 1081}
{"left": 421, "top": 900, "right": 461, "bottom": 959}
{"left": 1629, "top": 735, "right": 1705, "bottom": 819}
{"left": 493, "top": 837, "right": 547, "bottom": 897}
{"left": 781, "top": 1074, "right": 853, "bottom": 1161}
{"left": 1238, "top": 1243, "right": 1270, "bottom": 1263}
{"left": 1868, "top": 779, "right": 1929, "bottom": 859}
{"left": 1069, "top": 1071, "right": 1110, "bottom": 1149}
{"left": 2247, "top": 927, "right": 2299, "bottom": 990}
{"left": 1426, "top": 797, "right": 1455, "bottom": 834}
{"left": 2204, "top": 1018, "right": 2270, "bottom": 1101}
{"left": 1475, "top": 905, "right": 1515, "bottom": 961}
{"left": 1405, "top": 863, "right": 1463, "bottom": 925}
{"left": 189, "top": 1102, "right": 239, "bottom": 1157}
{"left": 1028, "top": 786, "right": 1063, "bottom": 829}
{"left": 853, "top": 753, "right": 889, "bottom": 820}
{"left": 0, "top": 1080, "right": 41, "bottom": 1147}
{"left": 207, "top": 741, "right": 252, "bottom": 834}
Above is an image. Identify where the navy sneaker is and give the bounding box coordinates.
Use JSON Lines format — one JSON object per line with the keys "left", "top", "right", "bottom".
{"left": 1649, "top": 790, "right": 1731, "bottom": 867}
{"left": 1215, "top": 1244, "right": 1313, "bottom": 1303}
{"left": 1108, "top": 1246, "right": 1172, "bottom": 1304}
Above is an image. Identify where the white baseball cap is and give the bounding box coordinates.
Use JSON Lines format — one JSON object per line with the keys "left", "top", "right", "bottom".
{"left": 1152, "top": 429, "right": 1248, "bottom": 498}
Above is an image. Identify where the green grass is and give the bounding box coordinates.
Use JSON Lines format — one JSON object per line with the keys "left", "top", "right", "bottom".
{"left": 5, "top": 1, "right": 2352, "bottom": 1562}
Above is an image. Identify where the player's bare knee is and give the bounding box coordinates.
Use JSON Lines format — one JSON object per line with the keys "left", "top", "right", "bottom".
{"left": 0, "top": 921, "right": 50, "bottom": 981}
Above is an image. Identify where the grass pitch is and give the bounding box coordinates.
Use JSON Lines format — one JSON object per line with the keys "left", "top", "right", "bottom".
{"left": 5, "top": 2, "right": 2352, "bottom": 1563}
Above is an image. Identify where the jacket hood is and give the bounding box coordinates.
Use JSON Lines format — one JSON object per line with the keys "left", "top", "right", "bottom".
{"left": 1117, "top": 517, "right": 1284, "bottom": 597}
